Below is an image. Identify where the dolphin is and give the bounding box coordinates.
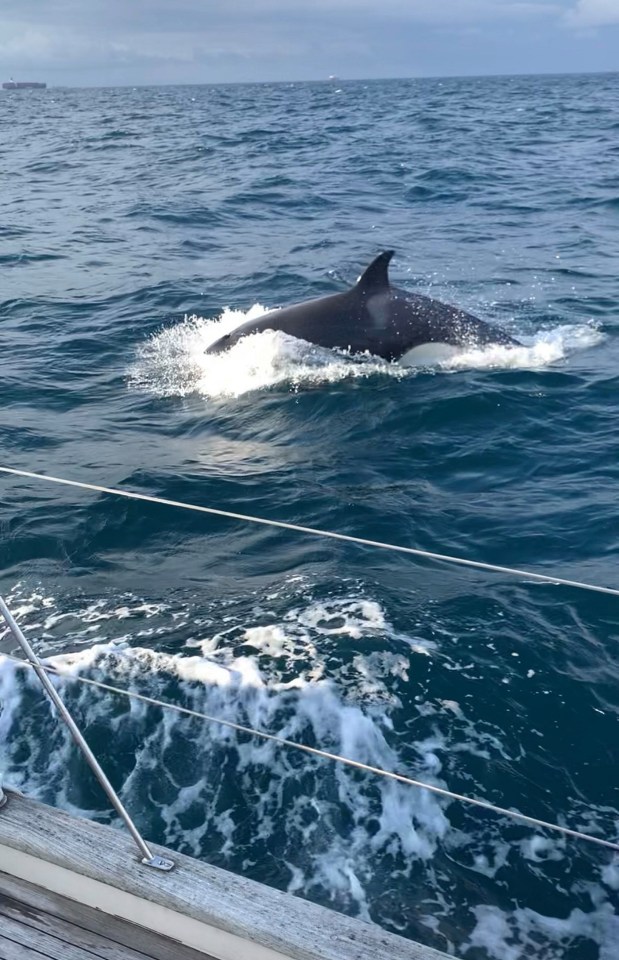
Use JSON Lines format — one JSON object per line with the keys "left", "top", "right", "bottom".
{"left": 205, "top": 251, "right": 518, "bottom": 364}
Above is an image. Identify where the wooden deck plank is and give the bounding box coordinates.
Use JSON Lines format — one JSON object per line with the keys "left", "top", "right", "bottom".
{"left": 0, "top": 891, "right": 151, "bottom": 960}
{"left": 0, "top": 873, "right": 212, "bottom": 960}
{"left": 0, "top": 914, "right": 104, "bottom": 960}
{"left": 0, "top": 932, "right": 48, "bottom": 959}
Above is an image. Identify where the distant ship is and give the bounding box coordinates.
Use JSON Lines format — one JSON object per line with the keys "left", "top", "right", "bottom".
{"left": 2, "top": 79, "right": 46, "bottom": 90}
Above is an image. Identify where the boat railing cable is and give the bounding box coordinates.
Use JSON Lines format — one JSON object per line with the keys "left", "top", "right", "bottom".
{"left": 0, "top": 465, "right": 618, "bottom": 597}
{"left": 0, "top": 596, "right": 174, "bottom": 871}
{"left": 2, "top": 645, "right": 618, "bottom": 855}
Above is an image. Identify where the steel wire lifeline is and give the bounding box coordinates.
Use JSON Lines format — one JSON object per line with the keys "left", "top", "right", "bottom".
{"left": 2, "top": 650, "right": 619, "bottom": 854}
{"left": 1, "top": 465, "right": 619, "bottom": 597}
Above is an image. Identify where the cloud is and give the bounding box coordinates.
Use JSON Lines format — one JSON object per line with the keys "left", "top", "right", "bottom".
{"left": 0, "top": 8, "right": 373, "bottom": 75}
{"left": 0, "top": 0, "right": 595, "bottom": 84}
{"left": 225, "top": 0, "right": 556, "bottom": 17}
{"left": 1, "top": 0, "right": 562, "bottom": 37}
{"left": 0, "top": 1, "right": 563, "bottom": 64}
{"left": 196, "top": 1, "right": 562, "bottom": 25}
{"left": 565, "top": 0, "right": 619, "bottom": 25}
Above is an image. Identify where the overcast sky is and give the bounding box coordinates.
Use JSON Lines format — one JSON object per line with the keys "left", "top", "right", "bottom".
{"left": 1, "top": 0, "right": 618, "bottom": 87}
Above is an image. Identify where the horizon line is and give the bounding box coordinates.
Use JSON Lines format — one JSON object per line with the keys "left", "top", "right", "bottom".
{"left": 4, "top": 68, "right": 617, "bottom": 91}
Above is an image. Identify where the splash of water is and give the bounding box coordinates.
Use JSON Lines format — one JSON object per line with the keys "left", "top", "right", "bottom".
{"left": 129, "top": 307, "right": 602, "bottom": 400}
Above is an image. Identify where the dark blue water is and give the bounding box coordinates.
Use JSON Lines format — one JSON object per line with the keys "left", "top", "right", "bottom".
{"left": 1, "top": 74, "right": 618, "bottom": 959}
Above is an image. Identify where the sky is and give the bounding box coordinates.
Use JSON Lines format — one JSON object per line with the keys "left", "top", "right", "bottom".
{"left": 1, "top": 0, "right": 618, "bottom": 87}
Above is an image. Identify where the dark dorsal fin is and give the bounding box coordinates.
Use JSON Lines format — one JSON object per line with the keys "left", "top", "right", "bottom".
{"left": 355, "top": 250, "right": 394, "bottom": 295}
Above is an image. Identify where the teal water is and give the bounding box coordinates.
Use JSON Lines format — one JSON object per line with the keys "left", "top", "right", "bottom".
{"left": 0, "top": 74, "right": 618, "bottom": 958}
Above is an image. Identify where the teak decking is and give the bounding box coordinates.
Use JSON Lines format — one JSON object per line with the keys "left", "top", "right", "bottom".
{"left": 0, "top": 871, "right": 211, "bottom": 960}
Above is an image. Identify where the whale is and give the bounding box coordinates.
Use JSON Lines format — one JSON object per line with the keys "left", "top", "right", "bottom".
{"left": 205, "top": 251, "right": 518, "bottom": 364}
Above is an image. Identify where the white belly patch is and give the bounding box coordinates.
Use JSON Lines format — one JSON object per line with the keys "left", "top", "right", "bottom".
{"left": 398, "top": 342, "right": 462, "bottom": 367}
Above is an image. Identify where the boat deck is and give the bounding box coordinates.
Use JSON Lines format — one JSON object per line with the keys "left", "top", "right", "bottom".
{"left": 0, "top": 872, "right": 211, "bottom": 960}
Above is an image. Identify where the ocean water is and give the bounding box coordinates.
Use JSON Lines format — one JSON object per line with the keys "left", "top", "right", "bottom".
{"left": 1, "top": 73, "right": 618, "bottom": 958}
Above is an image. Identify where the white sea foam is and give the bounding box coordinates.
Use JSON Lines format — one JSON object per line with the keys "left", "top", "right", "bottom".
{"left": 466, "top": 899, "right": 619, "bottom": 960}
{"left": 129, "top": 307, "right": 603, "bottom": 400}
{"left": 439, "top": 323, "right": 604, "bottom": 373}
{"left": 0, "top": 582, "right": 450, "bottom": 922}
{"left": 128, "top": 307, "right": 403, "bottom": 399}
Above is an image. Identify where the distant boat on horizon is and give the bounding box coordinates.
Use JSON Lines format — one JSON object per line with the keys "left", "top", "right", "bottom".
{"left": 2, "top": 79, "right": 46, "bottom": 90}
